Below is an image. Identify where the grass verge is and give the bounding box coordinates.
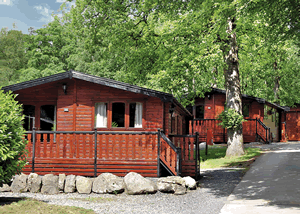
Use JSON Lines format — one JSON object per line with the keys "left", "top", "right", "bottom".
{"left": 200, "top": 146, "right": 263, "bottom": 172}
{"left": 0, "top": 198, "right": 95, "bottom": 214}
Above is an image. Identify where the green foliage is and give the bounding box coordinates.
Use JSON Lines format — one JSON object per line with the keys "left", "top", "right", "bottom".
{"left": 217, "top": 108, "right": 245, "bottom": 130}
{"left": 111, "top": 122, "right": 118, "bottom": 128}
{"left": 0, "top": 90, "right": 27, "bottom": 187}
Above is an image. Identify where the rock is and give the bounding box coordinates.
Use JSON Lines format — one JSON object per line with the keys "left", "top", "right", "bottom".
{"left": 58, "top": 174, "right": 66, "bottom": 191}
{"left": 11, "top": 174, "right": 28, "bottom": 193}
{"left": 76, "top": 176, "right": 92, "bottom": 194}
{"left": 27, "top": 173, "right": 41, "bottom": 193}
{"left": 92, "top": 173, "right": 124, "bottom": 194}
{"left": 64, "top": 175, "right": 76, "bottom": 193}
{"left": 157, "top": 176, "right": 186, "bottom": 195}
{"left": 124, "top": 172, "right": 157, "bottom": 195}
{"left": 0, "top": 184, "right": 11, "bottom": 192}
{"left": 183, "top": 176, "right": 197, "bottom": 190}
{"left": 41, "top": 174, "right": 59, "bottom": 194}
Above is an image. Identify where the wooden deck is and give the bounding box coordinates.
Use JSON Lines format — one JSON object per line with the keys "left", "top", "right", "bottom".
{"left": 189, "top": 119, "right": 271, "bottom": 143}
{"left": 24, "top": 131, "right": 158, "bottom": 177}
{"left": 23, "top": 130, "right": 199, "bottom": 178}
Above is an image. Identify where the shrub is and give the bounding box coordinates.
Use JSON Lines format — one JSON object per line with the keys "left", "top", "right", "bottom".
{"left": 217, "top": 108, "right": 245, "bottom": 130}
{"left": 0, "top": 90, "right": 27, "bottom": 187}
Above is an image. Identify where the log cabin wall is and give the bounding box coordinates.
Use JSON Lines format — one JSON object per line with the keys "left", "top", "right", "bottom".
{"left": 284, "top": 104, "right": 300, "bottom": 141}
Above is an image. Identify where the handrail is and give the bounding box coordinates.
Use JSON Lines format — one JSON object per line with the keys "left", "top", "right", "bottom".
{"left": 160, "top": 132, "right": 178, "bottom": 152}
{"left": 257, "top": 119, "right": 268, "bottom": 129}
{"left": 25, "top": 131, "right": 158, "bottom": 135}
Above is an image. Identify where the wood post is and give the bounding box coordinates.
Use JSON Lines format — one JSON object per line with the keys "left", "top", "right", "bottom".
{"left": 195, "top": 132, "right": 199, "bottom": 180}
{"left": 94, "top": 128, "right": 98, "bottom": 177}
{"left": 32, "top": 128, "right": 36, "bottom": 173}
{"left": 157, "top": 129, "right": 161, "bottom": 178}
{"left": 176, "top": 147, "right": 182, "bottom": 176}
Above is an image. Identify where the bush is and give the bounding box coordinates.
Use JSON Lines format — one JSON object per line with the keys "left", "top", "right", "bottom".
{"left": 217, "top": 108, "right": 245, "bottom": 130}
{"left": 0, "top": 90, "right": 27, "bottom": 187}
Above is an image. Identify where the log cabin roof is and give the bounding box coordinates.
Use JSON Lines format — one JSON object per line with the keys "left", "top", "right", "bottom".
{"left": 1, "top": 70, "right": 192, "bottom": 116}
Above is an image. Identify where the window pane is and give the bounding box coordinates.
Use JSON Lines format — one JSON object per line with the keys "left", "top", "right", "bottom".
{"left": 242, "top": 103, "right": 250, "bottom": 117}
{"left": 23, "top": 105, "right": 35, "bottom": 131}
{"left": 95, "top": 103, "right": 107, "bottom": 128}
{"left": 130, "top": 103, "right": 143, "bottom": 128}
{"left": 112, "top": 103, "right": 125, "bottom": 127}
{"left": 40, "top": 105, "right": 56, "bottom": 131}
{"left": 196, "top": 105, "right": 204, "bottom": 119}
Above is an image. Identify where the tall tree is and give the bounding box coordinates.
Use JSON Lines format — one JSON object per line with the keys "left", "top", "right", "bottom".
{"left": 68, "top": 0, "right": 299, "bottom": 157}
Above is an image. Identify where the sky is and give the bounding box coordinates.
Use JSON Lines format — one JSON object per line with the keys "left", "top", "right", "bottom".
{"left": 0, "top": 0, "right": 75, "bottom": 34}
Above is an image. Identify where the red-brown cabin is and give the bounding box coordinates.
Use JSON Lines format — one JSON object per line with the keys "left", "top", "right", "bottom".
{"left": 2, "top": 70, "right": 199, "bottom": 178}
{"left": 187, "top": 88, "right": 290, "bottom": 144}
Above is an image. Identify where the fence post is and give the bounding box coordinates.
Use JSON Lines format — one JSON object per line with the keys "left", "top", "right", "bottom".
{"left": 265, "top": 126, "right": 267, "bottom": 143}
{"left": 176, "top": 147, "right": 182, "bottom": 176}
{"left": 157, "top": 129, "right": 161, "bottom": 177}
{"left": 269, "top": 128, "right": 271, "bottom": 143}
{"left": 195, "top": 132, "right": 199, "bottom": 180}
{"left": 94, "top": 128, "right": 98, "bottom": 177}
{"left": 32, "top": 128, "right": 36, "bottom": 173}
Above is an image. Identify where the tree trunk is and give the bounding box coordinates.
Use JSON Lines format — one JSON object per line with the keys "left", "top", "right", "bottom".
{"left": 223, "top": 18, "right": 244, "bottom": 157}
{"left": 273, "top": 61, "right": 281, "bottom": 102}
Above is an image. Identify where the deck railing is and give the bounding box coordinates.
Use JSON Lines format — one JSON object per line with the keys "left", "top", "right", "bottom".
{"left": 158, "top": 130, "right": 181, "bottom": 176}
{"left": 169, "top": 133, "right": 200, "bottom": 180}
{"left": 190, "top": 118, "right": 270, "bottom": 143}
{"left": 256, "top": 119, "right": 271, "bottom": 143}
{"left": 24, "top": 129, "right": 158, "bottom": 177}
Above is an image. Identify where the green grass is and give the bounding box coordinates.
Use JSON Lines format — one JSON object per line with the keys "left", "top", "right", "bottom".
{"left": 0, "top": 198, "right": 95, "bottom": 214}
{"left": 200, "top": 146, "right": 262, "bottom": 170}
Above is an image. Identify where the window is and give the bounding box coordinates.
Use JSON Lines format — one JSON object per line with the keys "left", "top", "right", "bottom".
{"left": 95, "top": 102, "right": 107, "bottom": 128}
{"left": 129, "top": 102, "right": 143, "bottom": 128}
{"left": 112, "top": 102, "right": 125, "bottom": 127}
{"left": 195, "top": 105, "right": 204, "bottom": 119}
{"left": 95, "top": 102, "right": 143, "bottom": 129}
{"left": 23, "top": 105, "right": 35, "bottom": 131}
{"left": 40, "top": 105, "right": 56, "bottom": 131}
{"left": 242, "top": 103, "right": 250, "bottom": 117}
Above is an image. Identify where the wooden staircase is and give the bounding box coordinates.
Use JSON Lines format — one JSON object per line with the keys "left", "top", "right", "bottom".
{"left": 158, "top": 130, "right": 200, "bottom": 179}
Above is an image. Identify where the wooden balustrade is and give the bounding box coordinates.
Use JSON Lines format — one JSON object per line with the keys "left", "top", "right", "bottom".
{"left": 23, "top": 130, "right": 158, "bottom": 177}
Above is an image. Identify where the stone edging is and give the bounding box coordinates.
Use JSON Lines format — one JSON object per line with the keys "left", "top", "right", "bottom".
{"left": 1, "top": 172, "right": 197, "bottom": 195}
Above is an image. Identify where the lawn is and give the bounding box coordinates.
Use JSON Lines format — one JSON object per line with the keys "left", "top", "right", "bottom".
{"left": 0, "top": 198, "right": 95, "bottom": 214}
{"left": 199, "top": 146, "right": 262, "bottom": 170}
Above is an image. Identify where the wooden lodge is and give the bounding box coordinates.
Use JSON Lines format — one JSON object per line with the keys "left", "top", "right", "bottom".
{"left": 187, "top": 88, "right": 290, "bottom": 144}
{"left": 2, "top": 70, "right": 198, "bottom": 178}
{"left": 2, "top": 70, "right": 296, "bottom": 179}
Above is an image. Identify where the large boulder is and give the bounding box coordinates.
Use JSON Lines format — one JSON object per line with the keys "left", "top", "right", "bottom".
{"left": 0, "top": 184, "right": 11, "bottom": 192}
{"left": 41, "top": 174, "right": 59, "bottom": 194}
{"left": 124, "top": 172, "right": 157, "bottom": 195}
{"left": 11, "top": 174, "right": 28, "bottom": 193}
{"left": 157, "top": 176, "right": 186, "bottom": 195}
{"left": 76, "top": 176, "right": 92, "bottom": 194}
{"left": 27, "top": 173, "right": 41, "bottom": 193}
{"left": 64, "top": 175, "right": 76, "bottom": 193}
{"left": 92, "top": 173, "right": 124, "bottom": 194}
{"left": 183, "top": 176, "right": 197, "bottom": 190}
{"left": 58, "top": 174, "right": 66, "bottom": 191}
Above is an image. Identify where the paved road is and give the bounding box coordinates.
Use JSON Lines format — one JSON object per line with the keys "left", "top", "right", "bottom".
{"left": 220, "top": 142, "right": 300, "bottom": 214}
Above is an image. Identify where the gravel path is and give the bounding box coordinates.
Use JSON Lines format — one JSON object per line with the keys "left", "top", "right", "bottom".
{"left": 2, "top": 142, "right": 288, "bottom": 214}
{"left": 0, "top": 168, "right": 243, "bottom": 214}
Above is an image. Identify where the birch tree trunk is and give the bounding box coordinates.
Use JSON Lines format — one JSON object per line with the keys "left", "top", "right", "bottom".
{"left": 224, "top": 18, "right": 245, "bottom": 157}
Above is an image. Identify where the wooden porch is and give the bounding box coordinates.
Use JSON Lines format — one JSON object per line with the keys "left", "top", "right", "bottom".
{"left": 23, "top": 130, "right": 200, "bottom": 179}
{"left": 189, "top": 119, "right": 271, "bottom": 143}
